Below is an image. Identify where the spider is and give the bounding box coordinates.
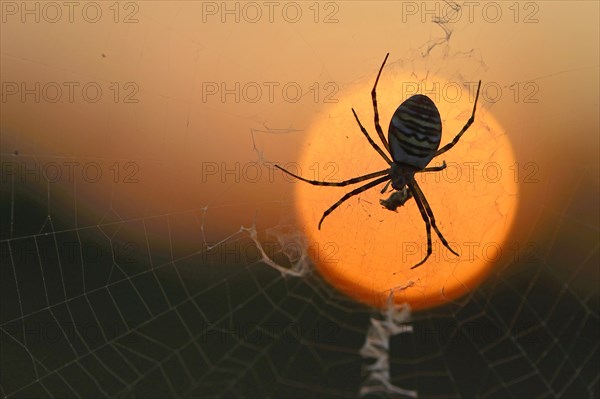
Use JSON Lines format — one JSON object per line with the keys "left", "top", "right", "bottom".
{"left": 275, "top": 53, "right": 482, "bottom": 269}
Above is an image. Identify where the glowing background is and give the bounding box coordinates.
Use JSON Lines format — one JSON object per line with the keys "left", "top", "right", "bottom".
{"left": 1, "top": 1, "right": 598, "bottom": 397}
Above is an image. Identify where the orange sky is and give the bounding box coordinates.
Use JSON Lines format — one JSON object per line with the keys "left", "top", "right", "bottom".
{"left": 1, "top": 1, "right": 598, "bottom": 309}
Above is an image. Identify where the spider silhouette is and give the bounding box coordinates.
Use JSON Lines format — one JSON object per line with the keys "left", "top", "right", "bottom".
{"left": 275, "top": 53, "right": 482, "bottom": 268}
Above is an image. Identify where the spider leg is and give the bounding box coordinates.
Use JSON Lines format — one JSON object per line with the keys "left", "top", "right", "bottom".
{"left": 411, "top": 179, "right": 459, "bottom": 258}
{"left": 275, "top": 165, "right": 389, "bottom": 187}
{"left": 352, "top": 109, "right": 392, "bottom": 164}
{"left": 371, "top": 53, "right": 392, "bottom": 154}
{"left": 419, "top": 161, "right": 447, "bottom": 173}
{"left": 318, "top": 175, "right": 390, "bottom": 229}
{"left": 434, "top": 80, "right": 482, "bottom": 157}
{"left": 403, "top": 181, "right": 432, "bottom": 270}
{"left": 380, "top": 180, "right": 392, "bottom": 194}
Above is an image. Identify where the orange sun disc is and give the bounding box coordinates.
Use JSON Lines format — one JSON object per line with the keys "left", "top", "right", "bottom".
{"left": 292, "top": 71, "right": 518, "bottom": 311}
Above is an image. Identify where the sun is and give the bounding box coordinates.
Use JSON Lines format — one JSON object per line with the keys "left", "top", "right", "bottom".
{"left": 290, "top": 66, "right": 518, "bottom": 311}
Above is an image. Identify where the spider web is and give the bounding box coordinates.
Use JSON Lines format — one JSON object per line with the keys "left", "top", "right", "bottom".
{"left": 1, "top": 2, "right": 599, "bottom": 398}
